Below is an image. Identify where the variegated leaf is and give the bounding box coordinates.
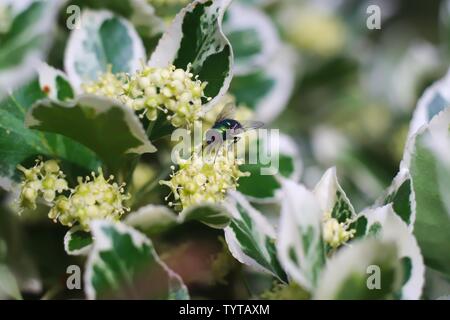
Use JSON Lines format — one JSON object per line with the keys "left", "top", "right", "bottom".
{"left": 230, "top": 46, "right": 296, "bottom": 123}
{"left": 149, "top": 0, "right": 233, "bottom": 111}
{"left": 0, "top": 0, "right": 61, "bottom": 99}
{"left": 25, "top": 94, "right": 156, "bottom": 173}
{"left": 356, "top": 205, "right": 425, "bottom": 299}
{"left": 314, "top": 167, "right": 355, "bottom": 223}
{"left": 223, "top": 191, "right": 287, "bottom": 282}
{"left": 37, "top": 62, "right": 74, "bottom": 102}
{"left": 238, "top": 133, "right": 302, "bottom": 202}
{"left": 0, "top": 80, "right": 99, "bottom": 180}
{"left": 314, "top": 239, "right": 404, "bottom": 300}
{"left": 277, "top": 178, "right": 325, "bottom": 291}
{"left": 85, "top": 220, "right": 188, "bottom": 300}
{"left": 65, "top": 9, "right": 146, "bottom": 90}
{"left": 223, "top": 2, "right": 280, "bottom": 75}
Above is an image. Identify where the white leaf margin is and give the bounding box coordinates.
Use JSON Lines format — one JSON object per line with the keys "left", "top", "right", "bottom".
{"left": 313, "top": 166, "right": 355, "bottom": 219}
{"left": 179, "top": 202, "right": 231, "bottom": 229}
{"left": 63, "top": 226, "right": 92, "bottom": 256}
{"left": 64, "top": 9, "right": 146, "bottom": 91}
{"left": 407, "top": 67, "right": 450, "bottom": 141}
{"left": 37, "top": 62, "right": 73, "bottom": 102}
{"left": 125, "top": 204, "right": 178, "bottom": 229}
{"left": 375, "top": 167, "right": 416, "bottom": 231}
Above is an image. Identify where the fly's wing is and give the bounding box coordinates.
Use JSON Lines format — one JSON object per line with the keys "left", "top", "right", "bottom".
{"left": 240, "top": 120, "right": 264, "bottom": 132}
{"left": 229, "top": 120, "right": 264, "bottom": 136}
{"left": 215, "top": 103, "right": 236, "bottom": 123}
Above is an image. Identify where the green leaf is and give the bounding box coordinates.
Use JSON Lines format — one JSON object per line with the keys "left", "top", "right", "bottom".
{"left": 314, "top": 239, "right": 404, "bottom": 300}
{"left": 224, "top": 191, "right": 287, "bottom": 282}
{"left": 0, "top": 80, "right": 99, "bottom": 180}
{"left": 25, "top": 94, "right": 156, "bottom": 173}
{"left": 355, "top": 205, "right": 425, "bottom": 299}
{"left": 0, "top": 0, "right": 59, "bottom": 98}
{"left": 37, "top": 62, "right": 74, "bottom": 102}
{"left": 277, "top": 178, "right": 325, "bottom": 291}
{"left": 64, "top": 226, "right": 93, "bottom": 256}
{"left": 0, "top": 264, "right": 22, "bottom": 300}
{"left": 64, "top": 9, "right": 146, "bottom": 90}
{"left": 237, "top": 134, "right": 301, "bottom": 201}
{"left": 179, "top": 203, "right": 231, "bottom": 229}
{"left": 125, "top": 204, "right": 178, "bottom": 236}
{"left": 223, "top": 2, "right": 279, "bottom": 75}
{"left": 408, "top": 108, "right": 450, "bottom": 277}
{"left": 230, "top": 47, "right": 296, "bottom": 123}
{"left": 313, "top": 167, "right": 356, "bottom": 224}
{"left": 85, "top": 220, "right": 189, "bottom": 299}
{"left": 149, "top": 0, "right": 233, "bottom": 110}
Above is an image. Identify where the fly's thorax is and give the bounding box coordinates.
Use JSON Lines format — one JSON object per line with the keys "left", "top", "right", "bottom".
{"left": 212, "top": 119, "right": 243, "bottom": 140}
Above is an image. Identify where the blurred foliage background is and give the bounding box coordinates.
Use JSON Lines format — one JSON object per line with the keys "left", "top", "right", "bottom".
{"left": 1, "top": 0, "right": 450, "bottom": 299}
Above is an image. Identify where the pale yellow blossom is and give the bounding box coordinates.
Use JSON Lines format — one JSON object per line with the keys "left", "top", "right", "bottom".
{"left": 160, "top": 150, "right": 249, "bottom": 210}
{"left": 17, "top": 159, "right": 68, "bottom": 211}
{"left": 48, "top": 169, "right": 130, "bottom": 231}
{"left": 322, "top": 211, "right": 356, "bottom": 249}
{"left": 82, "top": 65, "right": 209, "bottom": 128}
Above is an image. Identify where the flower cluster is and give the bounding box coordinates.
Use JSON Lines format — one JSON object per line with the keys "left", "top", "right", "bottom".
{"left": 82, "top": 65, "right": 209, "bottom": 128}
{"left": 17, "top": 160, "right": 130, "bottom": 231}
{"left": 17, "top": 159, "right": 68, "bottom": 211}
{"left": 160, "top": 150, "right": 249, "bottom": 210}
{"left": 49, "top": 170, "right": 130, "bottom": 230}
{"left": 322, "top": 212, "right": 356, "bottom": 249}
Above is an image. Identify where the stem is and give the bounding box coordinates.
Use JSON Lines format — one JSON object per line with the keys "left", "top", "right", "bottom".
{"left": 131, "top": 166, "right": 172, "bottom": 209}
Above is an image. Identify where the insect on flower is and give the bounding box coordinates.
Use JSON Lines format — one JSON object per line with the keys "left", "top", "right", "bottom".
{"left": 204, "top": 103, "right": 264, "bottom": 157}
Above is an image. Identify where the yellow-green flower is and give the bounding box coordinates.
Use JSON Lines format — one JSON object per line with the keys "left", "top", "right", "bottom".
{"left": 160, "top": 150, "right": 249, "bottom": 210}
{"left": 49, "top": 169, "right": 130, "bottom": 231}
{"left": 82, "top": 65, "right": 209, "bottom": 128}
{"left": 17, "top": 159, "right": 68, "bottom": 211}
{"left": 322, "top": 211, "right": 355, "bottom": 249}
